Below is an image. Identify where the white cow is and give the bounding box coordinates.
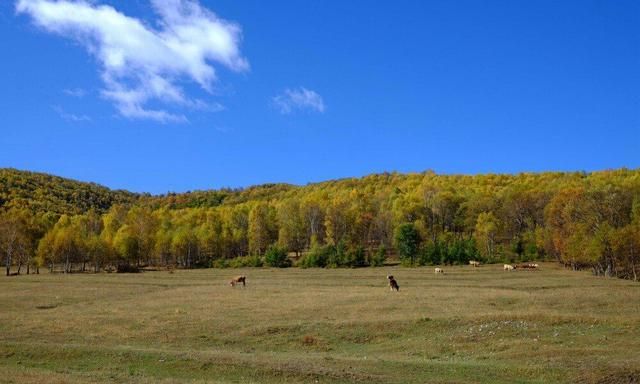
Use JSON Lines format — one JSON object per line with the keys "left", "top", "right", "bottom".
{"left": 435, "top": 267, "right": 445, "bottom": 274}
{"left": 503, "top": 264, "right": 515, "bottom": 271}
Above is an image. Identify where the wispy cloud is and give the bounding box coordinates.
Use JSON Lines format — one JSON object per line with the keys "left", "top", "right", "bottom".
{"left": 53, "top": 105, "right": 91, "bottom": 122}
{"left": 273, "top": 87, "right": 325, "bottom": 114}
{"left": 63, "top": 87, "right": 86, "bottom": 98}
{"left": 17, "top": 0, "right": 248, "bottom": 123}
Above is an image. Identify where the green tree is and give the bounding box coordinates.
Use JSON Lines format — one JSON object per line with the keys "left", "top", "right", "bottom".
{"left": 395, "top": 223, "right": 421, "bottom": 266}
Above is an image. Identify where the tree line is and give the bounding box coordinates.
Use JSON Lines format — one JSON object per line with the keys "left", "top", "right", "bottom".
{"left": 1, "top": 168, "right": 639, "bottom": 280}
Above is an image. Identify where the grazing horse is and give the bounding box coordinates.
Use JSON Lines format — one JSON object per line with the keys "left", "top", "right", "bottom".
{"left": 229, "top": 275, "right": 246, "bottom": 287}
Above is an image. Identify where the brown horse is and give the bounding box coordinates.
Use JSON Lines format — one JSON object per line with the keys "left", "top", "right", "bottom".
{"left": 229, "top": 275, "right": 246, "bottom": 287}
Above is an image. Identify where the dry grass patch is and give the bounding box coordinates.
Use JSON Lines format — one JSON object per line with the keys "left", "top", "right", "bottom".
{"left": 0, "top": 264, "right": 639, "bottom": 383}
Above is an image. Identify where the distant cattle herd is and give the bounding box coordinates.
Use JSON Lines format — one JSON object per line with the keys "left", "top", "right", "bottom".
{"left": 228, "top": 262, "right": 540, "bottom": 290}
{"left": 504, "top": 263, "right": 539, "bottom": 271}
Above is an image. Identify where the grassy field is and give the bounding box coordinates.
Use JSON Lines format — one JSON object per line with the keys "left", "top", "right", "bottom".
{"left": 1, "top": 264, "right": 639, "bottom": 383}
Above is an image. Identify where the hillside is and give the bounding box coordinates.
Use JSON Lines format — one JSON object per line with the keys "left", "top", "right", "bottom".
{"left": 0, "top": 168, "right": 302, "bottom": 213}
{"left": 0, "top": 168, "right": 139, "bottom": 215}
{"left": 1, "top": 168, "right": 640, "bottom": 281}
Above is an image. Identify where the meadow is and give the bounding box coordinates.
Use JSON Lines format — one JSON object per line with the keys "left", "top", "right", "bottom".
{"left": 1, "top": 264, "right": 639, "bottom": 383}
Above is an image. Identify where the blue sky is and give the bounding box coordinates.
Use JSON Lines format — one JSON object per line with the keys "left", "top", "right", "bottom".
{"left": 1, "top": 0, "right": 638, "bottom": 193}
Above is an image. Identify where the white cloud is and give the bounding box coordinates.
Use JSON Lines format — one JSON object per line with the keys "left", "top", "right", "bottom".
{"left": 17, "top": 0, "right": 248, "bottom": 123}
{"left": 63, "top": 87, "right": 86, "bottom": 97}
{"left": 273, "top": 87, "right": 325, "bottom": 114}
{"left": 53, "top": 105, "right": 91, "bottom": 122}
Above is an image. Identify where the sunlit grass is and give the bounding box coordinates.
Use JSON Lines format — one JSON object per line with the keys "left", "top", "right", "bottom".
{"left": 1, "top": 264, "right": 639, "bottom": 383}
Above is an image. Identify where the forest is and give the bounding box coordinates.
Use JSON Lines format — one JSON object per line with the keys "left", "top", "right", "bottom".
{"left": 1, "top": 167, "right": 639, "bottom": 280}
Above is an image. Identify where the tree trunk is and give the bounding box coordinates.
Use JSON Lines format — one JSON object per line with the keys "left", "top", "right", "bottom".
{"left": 631, "top": 251, "right": 638, "bottom": 282}
{"left": 605, "top": 256, "right": 614, "bottom": 278}
{"left": 5, "top": 251, "right": 11, "bottom": 276}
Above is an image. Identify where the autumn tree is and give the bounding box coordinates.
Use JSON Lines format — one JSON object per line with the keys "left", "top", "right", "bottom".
{"left": 325, "top": 197, "right": 350, "bottom": 246}
{"left": 474, "top": 212, "right": 499, "bottom": 260}
{"left": 36, "top": 215, "right": 82, "bottom": 273}
{"left": 197, "top": 209, "right": 224, "bottom": 263}
{"left": 277, "top": 199, "right": 307, "bottom": 257}
{"left": 125, "top": 206, "right": 158, "bottom": 266}
{"left": 113, "top": 224, "right": 139, "bottom": 270}
{"left": 0, "top": 208, "right": 33, "bottom": 275}
{"left": 4, "top": 167, "right": 640, "bottom": 279}
{"left": 248, "top": 202, "right": 277, "bottom": 255}
{"left": 301, "top": 196, "right": 324, "bottom": 246}
{"left": 172, "top": 225, "right": 198, "bottom": 268}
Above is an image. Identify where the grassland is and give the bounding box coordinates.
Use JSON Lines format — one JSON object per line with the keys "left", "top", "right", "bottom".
{"left": 1, "top": 264, "right": 639, "bottom": 383}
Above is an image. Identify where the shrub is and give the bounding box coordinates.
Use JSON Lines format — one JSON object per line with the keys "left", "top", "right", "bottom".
{"left": 264, "top": 245, "right": 291, "bottom": 268}
{"left": 298, "top": 245, "right": 333, "bottom": 268}
{"left": 369, "top": 245, "right": 387, "bottom": 267}
{"left": 228, "top": 255, "right": 263, "bottom": 268}
{"left": 446, "top": 238, "right": 478, "bottom": 265}
{"left": 419, "top": 241, "right": 444, "bottom": 266}
{"left": 419, "top": 239, "right": 479, "bottom": 266}
{"left": 116, "top": 263, "right": 140, "bottom": 273}
{"left": 299, "top": 244, "right": 370, "bottom": 268}
{"left": 344, "top": 246, "right": 368, "bottom": 267}
{"left": 211, "top": 258, "right": 229, "bottom": 268}
{"left": 525, "top": 242, "right": 540, "bottom": 261}
{"left": 331, "top": 241, "right": 347, "bottom": 267}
